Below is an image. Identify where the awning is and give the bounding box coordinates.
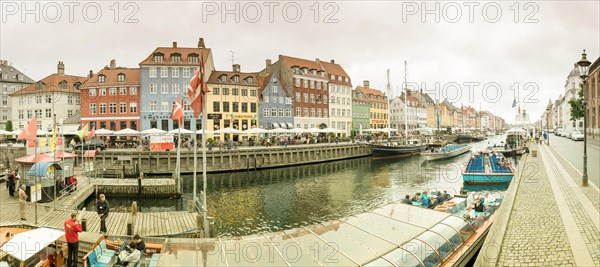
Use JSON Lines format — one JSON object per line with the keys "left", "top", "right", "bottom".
{"left": 28, "top": 162, "right": 63, "bottom": 177}
{"left": 1, "top": 228, "right": 64, "bottom": 261}
{"left": 272, "top": 123, "right": 280, "bottom": 129}
{"left": 15, "top": 154, "right": 60, "bottom": 164}
{"left": 286, "top": 123, "right": 293, "bottom": 129}
{"left": 84, "top": 150, "right": 99, "bottom": 158}
{"left": 42, "top": 151, "right": 77, "bottom": 159}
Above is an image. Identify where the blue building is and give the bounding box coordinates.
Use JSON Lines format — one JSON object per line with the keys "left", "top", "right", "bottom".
{"left": 258, "top": 73, "right": 293, "bottom": 130}
{"left": 139, "top": 39, "right": 214, "bottom": 131}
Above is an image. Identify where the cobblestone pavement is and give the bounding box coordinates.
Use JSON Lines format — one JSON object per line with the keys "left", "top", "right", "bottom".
{"left": 497, "top": 144, "right": 576, "bottom": 266}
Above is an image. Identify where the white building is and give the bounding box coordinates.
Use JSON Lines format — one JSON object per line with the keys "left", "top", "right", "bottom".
{"left": 0, "top": 60, "right": 35, "bottom": 130}
{"left": 560, "top": 64, "right": 584, "bottom": 132}
{"left": 10, "top": 62, "right": 88, "bottom": 131}
{"left": 390, "top": 95, "right": 426, "bottom": 131}
{"left": 322, "top": 60, "right": 352, "bottom": 137}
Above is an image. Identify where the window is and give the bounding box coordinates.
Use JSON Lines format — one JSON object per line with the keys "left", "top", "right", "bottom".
{"left": 117, "top": 87, "right": 126, "bottom": 95}
{"left": 45, "top": 109, "right": 52, "bottom": 118}
{"left": 213, "top": 88, "right": 220, "bottom": 95}
{"left": 233, "top": 102, "right": 239, "bottom": 112}
{"left": 324, "top": 109, "right": 328, "bottom": 117}
{"left": 250, "top": 90, "right": 256, "bottom": 96}
{"left": 296, "top": 107, "right": 301, "bottom": 117}
{"left": 324, "top": 96, "right": 328, "bottom": 103}
{"left": 67, "top": 95, "right": 73, "bottom": 104}
{"left": 98, "top": 75, "right": 106, "bottom": 83}
{"left": 263, "top": 108, "right": 269, "bottom": 117}
{"left": 304, "top": 93, "right": 308, "bottom": 103}
{"left": 219, "top": 75, "right": 227, "bottom": 83}
{"left": 18, "top": 110, "right": 23, "bottom": 119}
{"left": 150, "top": 101, "right": 157, "bottom": 111}
{"left": 242, "top": 102, "right": 248, "bottom": 112}
{"left": 232, "top": 76, "right": 239, "bottom": 83}
{"left": 232, "top": 88, "right": 239, "bottom": 95}
{"left": 161, "top": 67, "right": 168, "bottom": 78}
{"left": 89, "top": 89, "right": 96, "bottom": 96}
{"left": 310, "top": 94, "right": 315, "bottom": 103}
{"left": 310, "top": 80, "right": 315, "bottom": 89}
{"left": 278, "top": 108, "right": 284, "bottom": 117}
{"left": 172, "top": 84, "right": 180, "bottom": 94}
{"left": 183, "top": 67, "right": 191, "bottom": 78}
{"left": 271, "top": 108, "right": 277, "bottom": 117}
{"left": 296, "top": 92, "right": 301, "bottom": 102}
{"left": 172, "top": 67, "right": 179, "bottom": 78}
{"left": 303, "top": 79, "right": 308, "bottom": 88}
{"left": 161, "top": 101, "right": 169, "bottom": 112}
{"left": 317, "top": 109, "right": 321, "bottom": 117}
{"left": 223, "top": 102, "right": 230, "bottom": 112}
{"left": 109, "top": 88, "right": 116, "bottom": 96}
{"left": 310, "top": 108, "right": 315, "bottom": 117}
{"left": 250, "top": 103, "right": 256, "bottom": 113}
{"left": 130, "top": 102, "right": 137, "bottom": 113}
{"left": 100, "top": 88, "right": 107, "bottom": 96}
{"left": 278, "top": 96, "right": 284, "bottom": 103}
{"left": 188, "top": 55, "right": 199, "bottom": 64}
{"left": 223, "top": 88, "right": 229, "bottom": 95}
{"left": 149, "top": 67, "right": 157, "bottom": 78}
{"left": 128, "top": 87, "right": 136, "bottom": 95}
{"left": 36, "top": 95, "right": 42, "bottom": 103}
{"left": 213, "top": 101, "right": 220, "bottom": 112}
{"left": 285, "top": 97, "right": 293, "bottom": 105}
{"left": 295, "top": 78, "right": 300, "bottom": 87}
{"left": 120, "top": 102, "right": 127, "bottom": 113}
{"left": 68, "top": 110, "right": 73, "bottom": 118}
{"left": 285, "top": 109, "right": 291, "bottom": 117}
{"left": 45, "top": 94, "right": 52, "bottom": 103}
{"left": 303, "top": 108, "right": 309, "bottom": 117}
{"left": 149, "top": 84, "right": 157, "bottom": 94}
{"left": 171, "top": 54, "right": 181, "bottom": 63}
{"left": 264, "top": 95, "right": 270, "bottom": 103}
{"left": 109, "top": 103, "right": 117, "bottom": 114}
{"left": 153, "top": 54, "right": 164, "bottom": 63}
{"left": 27, "top": 110, "right": 32, "bottom": 119}
{"left": 242, "top": 89, "right": 248, "bottom": 96}
{"left": 100, "top": 103, "right": 106, "bottom": 114}
{"left": 117, "top": 74, "right": 125, "bottom": 82}
{"left": 161, "top": 84, "right": 169, "bottom": 94}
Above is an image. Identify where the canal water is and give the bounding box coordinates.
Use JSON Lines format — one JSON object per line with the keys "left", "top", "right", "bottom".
{"left": 85, "top": 135, "right": 510, "bottom": 236}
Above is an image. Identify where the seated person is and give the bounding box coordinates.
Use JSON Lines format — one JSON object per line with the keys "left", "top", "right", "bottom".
{"left": 119, "top": 234, "right": 146, "bottom": 254}
{"left": 473, "top": 198, "right": 484, "bottom": 212}
{"left": 116, "top": 242, "right": 141, "bottom": 267}
{"left": 411, "top": 192, "right": 421, "bottom": 202}
{"left": 436, "top": 191, "right": 446, "bottom": 203}
{"left": 401, "top": 194, "right": 412, "bottom": 204}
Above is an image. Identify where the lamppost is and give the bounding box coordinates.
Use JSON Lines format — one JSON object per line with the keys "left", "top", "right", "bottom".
{"left": 546, "top": 107, "right": 550, "bottom": 145}
{"left": 577, "top": 49, "right": 591, "bottom": 186}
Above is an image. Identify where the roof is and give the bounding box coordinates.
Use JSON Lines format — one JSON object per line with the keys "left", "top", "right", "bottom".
{"left": 10, "top": 73, "right": 88, "bottom": 96}
{"left": 82, "top": 67, "right": 140, "bottom": 87}
{"left": 356, "top": 86, "right": 385, "bottom": 97}
{"left": 320, "top": 61, "right": 352, "bottom": 86}
{"left": 0, "top": 61, "right": 35, "bottom": 84}
{"left": 139, "top": 47, "right": 211, "bottom": 65}
{"left": 279, "top": 55, "right": 324, "bottom": 71}
{"left": 589, "top": 56, "right": 600, "bottom": 75}
{"left": 63, "top": 110, "right": 81, "bottom": 125}
{"left": 206, "top": 70, "right": 260, "bottom": 87}
{"left": 568, "top": 63, "right": 581, "bottom": 77}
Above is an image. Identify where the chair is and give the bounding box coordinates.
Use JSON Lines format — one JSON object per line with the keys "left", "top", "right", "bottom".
{"left": 87, "top": 250, "right": 107, "bottom": 267}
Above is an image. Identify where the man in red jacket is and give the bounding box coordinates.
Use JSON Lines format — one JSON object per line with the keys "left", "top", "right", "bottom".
{"left": 64, "top": 212, "right": 82, "bottom": 267}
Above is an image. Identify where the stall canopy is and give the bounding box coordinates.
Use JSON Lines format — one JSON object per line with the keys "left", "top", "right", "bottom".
{"left": 0, "top": 228, "right": 64, "bottom": 262}
{"left": 42, "top": 151, "right": 77, "bottom": 159}
{"left": 28, "top": 162, "right": 62, "bottom": 177}
{"left": 15, "top": 154, "right": 60, "bottom": 164}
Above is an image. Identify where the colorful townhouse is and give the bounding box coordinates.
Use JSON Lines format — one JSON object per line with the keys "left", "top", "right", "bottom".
{"left": 352, "top": 88, "right": 370, "bottom": 134}
{"left": 257, "top": 66, "right": 294, "bottom": 132}
{"left": 355, "top": 81, "right": 388, "bottom": 129}
{"left": 322, "top": 60, "right": 352, "bottom": 137}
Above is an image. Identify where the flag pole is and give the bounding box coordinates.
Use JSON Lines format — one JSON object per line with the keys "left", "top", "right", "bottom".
{"left": 201, "top": 92, "right": 209, "bottom": 237}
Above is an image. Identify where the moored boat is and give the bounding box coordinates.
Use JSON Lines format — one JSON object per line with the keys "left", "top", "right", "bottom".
{"left": 422, "top": 144, "right": 472, "bottom": 161}
{"left": 462, "top": 152, "right": 514, "bottom": 184}
{"left": 370, "top": 142, "right": 429, "bottom": 159}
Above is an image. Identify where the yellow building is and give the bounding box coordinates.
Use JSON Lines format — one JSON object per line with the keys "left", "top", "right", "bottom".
{"left": 205, "top": 64, "right": 260, "bottom": 142}
{"left": 356, "top": 81, "right": 388, "bottom": 129}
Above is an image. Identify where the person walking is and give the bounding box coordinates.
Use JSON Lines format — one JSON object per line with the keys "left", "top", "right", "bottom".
{"left": 6, "top": 171, "right": 15, "bottom": 196}
{"left": 64, "top": 212, "right": 82, "bottom": 267}
{"left": 18, "top": 185, "right": 27, "bottom": 220}
{"left": 97, "top": 194, "right": 110, "bottom": 234}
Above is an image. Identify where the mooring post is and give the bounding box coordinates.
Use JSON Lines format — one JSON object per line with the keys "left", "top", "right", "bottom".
{"left": 129, "top": 201, "right": 138, "bottom": 236}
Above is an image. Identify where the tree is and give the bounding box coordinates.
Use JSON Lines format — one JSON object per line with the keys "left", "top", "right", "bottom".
{"left": 5, "top": 120, "right": 13, "bottom": 132}
{"left": 568, "top": 85, "right": 585, "bottom": 121}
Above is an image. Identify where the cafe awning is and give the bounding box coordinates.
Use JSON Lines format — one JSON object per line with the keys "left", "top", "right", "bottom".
{"left": 28, "top": 162, "right": 62, "bottom": 177}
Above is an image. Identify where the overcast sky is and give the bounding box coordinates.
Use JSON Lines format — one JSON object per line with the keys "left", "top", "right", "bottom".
{"left": 2, "top": 0, "right": 598, "bottom": 122}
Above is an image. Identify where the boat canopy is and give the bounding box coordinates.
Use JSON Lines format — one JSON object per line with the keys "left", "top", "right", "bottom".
{"left": 154, "top": 203, "right": 474, "bottom": 266}
{"left": 28, "top": 162, "right": 62, "bottom": 177}
{"left": 1, "top": 228, "right": 64, "bottom": 261}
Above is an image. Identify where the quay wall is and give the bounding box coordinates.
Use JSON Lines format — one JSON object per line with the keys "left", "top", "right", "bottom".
{"left": 0, "top": 144, "right": 26, "bottom": 169}
{"left": 93, "top": 143, "right": 371, "bottom": 175}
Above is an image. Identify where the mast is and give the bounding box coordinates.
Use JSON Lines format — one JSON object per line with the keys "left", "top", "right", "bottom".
{"left": 403, "top": 61, "right": 408, "bottom": 144}
{"left": 386, "top": 69, "right": 391, "bottom": 140}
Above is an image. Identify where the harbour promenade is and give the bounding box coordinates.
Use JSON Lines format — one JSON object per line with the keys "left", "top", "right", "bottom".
{"left": 476, "top": 143, "right": 600, "bottom": 266}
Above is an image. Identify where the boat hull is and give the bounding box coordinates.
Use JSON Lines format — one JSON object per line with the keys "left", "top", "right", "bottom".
{"left": 457, "top": 135, "right": 473, "bottom": 143}
{"left": 370, "top": 144, "right": 429, "bottom": 160}
{"left": 462, "top": 173, "right": 514, "bottom": 184}
{"left": 423, "top": 145, "right": 472, "bottom": 161}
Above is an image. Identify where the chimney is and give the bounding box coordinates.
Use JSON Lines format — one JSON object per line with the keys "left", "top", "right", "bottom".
{"left": 57, "top": 61, "right": 65, "bottom": 75}
{"left": 315, "top": 58, "right": 320, "bottom": 64}
{"left": 265, "top": 59, "right": 272, "bottom": 68}
{"left": 172, "top": 41, "right": 177, "bottom": 48}
{"left": 0, "top": 60, "right": 6, "bottom": 66}
{"left": 88, "top": 70, "right": 94, "bottom": 78}
{"left": 330, "top": 59, "right": 335, "bottom": 64}
{"left": 109, "top": 59, "right": 116, "bottom": 69}
{"left": 363, "top": 80, "right": 370, "bottom": 88}
{"left": 198, "top": 38, "right": 206, "bottom": 48}
{"left": 232, "top": 64, "right": 241, "bottom": 73}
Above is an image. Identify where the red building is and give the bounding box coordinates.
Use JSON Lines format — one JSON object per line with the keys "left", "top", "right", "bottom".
{"left": 80, "top": 60, "right": 140, "bottom": 134}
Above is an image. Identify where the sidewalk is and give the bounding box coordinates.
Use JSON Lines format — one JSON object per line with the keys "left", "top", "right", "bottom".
{"left": 476, "top": 143, "right": 600, "bottom": 266}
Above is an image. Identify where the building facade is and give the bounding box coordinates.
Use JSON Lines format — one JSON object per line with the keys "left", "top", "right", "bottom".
{"left": 351, "top": 89, "right": 369, "bottom": 134}
{"left": 205, "top": 64, "right": 261, "bottom": 142}
{"left": 356, "top": 81, "right": 387, "bottom": 129}
{"left": 80, "top": 60, "right": 140, "bottom": 132}
{"left": 560, "top": 64, "right": 584, "bottom": 132}
{"left": 10, "top": 62, "right": 87, "bottom": 131}
{"left": 586, "top": 56, "right": 600, "bottom": 136}
{"left": 0, "top": 60, "right": 35, "bottom": 130}
{"left": 139, "top": 39, "right": 215, "bottom": 131}
{"left": 258, "top": 73, "right": 293, "bottom": 132}
{"left": 322, "top": 60, "right": 352, "bottom": 136}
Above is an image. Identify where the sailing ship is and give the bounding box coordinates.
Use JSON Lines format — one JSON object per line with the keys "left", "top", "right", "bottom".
{"left": 370, "top": 63, "right": 429, "bottom": 159}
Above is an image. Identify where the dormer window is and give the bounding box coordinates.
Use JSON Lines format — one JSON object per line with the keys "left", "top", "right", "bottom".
{"left": 59, "top": 80, "right": 67, "bottom": 89}
{"left": 74, "top": 82, "right": 81, "bottom": 90}
{"left": 219, "top": 75, "right": 227, "bottom": 83}
{"left": 319, "top": 71, "right": 325, "bottom": 77}
{"left": 36, "top": 82, "right": 44, "bottom": 90}
{"left": 293, "top": 67, "right": 299, "bottom": 73}
{"left": 302, "top": 68, "right": 308, "bottom": 74}
{"left": 232, "top": 75, "right": 239, "bottom": 83}
{"left": 188, "top": 54, "right": 199, "bottom": 64}
{"left": 311, "top": 69, "right": 317, "bottom": 75}
{"left": 245, "top": 77, "right": 253, "bottom": 84}
{"left": 171, "top": 53, "right": 181, "bottom": 63}
{"left": 153, "top": 53, "right": 164, "bottom": 63}
{"left": 345, "top": 77, "right": 349, "bottom": 82}
{"left": 98, "top": 75, "right": 106, "bottom": 83}
{"left": 117, "top": 73, "right": 126, "bottom": 82}
{"left": 331, "top": 74, "right": 335, "bottom": 80}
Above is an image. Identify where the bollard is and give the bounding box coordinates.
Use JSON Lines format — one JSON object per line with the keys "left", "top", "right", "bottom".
{"left": 188, "top": 200, "right": 194, "bottom": 213}
{"left": 81, "top": 218, "right": 87, "bottom": 231}
{"left": 531, "top": 150, "right": 538, "bottom": 157}
{"left": 196, "top": 214, "right": 203, "bottom": 233}
{"left": 131, "top": 201, "right": 138, "bottom": 215}
{"left": 127, "top": 221, "right": 133, "bottom": 236}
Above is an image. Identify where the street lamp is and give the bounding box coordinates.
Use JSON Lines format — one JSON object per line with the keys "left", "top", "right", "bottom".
{"left": 577, "top": 49, "right": 591, "bottom": 186}
{"left": 546, "top": 107, "right": 550, "bottom": 145}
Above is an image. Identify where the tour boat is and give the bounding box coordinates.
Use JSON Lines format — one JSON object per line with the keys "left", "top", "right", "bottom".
{"left": 1, "top": 227, "right": 67, "bottom": 267}
{"left": 462, "top": 152, "right": 514, "bottom": 184}
{"left": 504, "top": 128, "right": 529, "bottom": 155}
{"left": 422, "top": 144, "right": 472, "bottom": 161}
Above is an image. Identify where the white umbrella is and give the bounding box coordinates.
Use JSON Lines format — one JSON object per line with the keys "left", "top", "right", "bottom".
{"left": 320, "top": 127, "right": 342, "bottom": 133}
{"left": 195, "top": 129, "right": 215, "bottom": 134}
{"left": 379, "top": 127, "right": 398, "bottom": 132}
{"left": 0, "top": 129, "right": 11, "bottom": 135}
{"left": 291, "top": 128, "right": 309, "bottom": 133}
{"left": 10, "top": 129, "right": 22, "bottom": 136}
{"left": 308, "top": 128, "right": 322, "bottom": 133}
{"left": 36, "top": 129, "right": 51, "bottom": 136}
{"left": 95, "top": 128, "right": 114, "bottom": 135}
{"left": 244, "top": 128, "right": 269, "bottom": 134}
{"left": 168, "top": 128, "right": 193, "bottom": 134}
{"left": 268, "top": 128, "right": 291, "bottom": 133}
{"left": 115, "top": 128, "right": 140, "bottom": 136}
{"left": 214, "top": 127, "right": 243, "bottom": 134}
{"left": 141, "top": 128, "right": 167, "bottom": 135}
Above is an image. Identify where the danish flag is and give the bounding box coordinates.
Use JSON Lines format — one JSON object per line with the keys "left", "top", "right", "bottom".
{"left": 187, "top": 52, "right": 210, "bottom": 118}
{"left": 171, "top": 96, "right": 185, "bottom": 124}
